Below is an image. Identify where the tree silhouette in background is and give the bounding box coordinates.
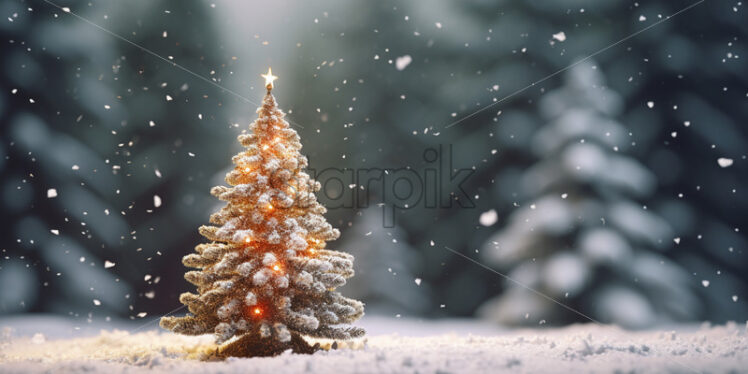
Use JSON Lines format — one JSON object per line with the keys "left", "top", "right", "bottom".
{"left": 0, "top": 0, "right": 237, "bottom": 318}
{"left": 339, "top": 207, "right": 431, "bottom": 316}
{"left": 479, "top": 62, "right": 718, "bottom": 328}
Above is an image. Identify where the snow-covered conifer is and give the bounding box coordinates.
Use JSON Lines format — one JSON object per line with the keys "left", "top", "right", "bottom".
{"left": 479, "top": 62, "right": 698, "bottom": 328}
{"left": 161, "top": 70, "right": 364, "bottom": 357}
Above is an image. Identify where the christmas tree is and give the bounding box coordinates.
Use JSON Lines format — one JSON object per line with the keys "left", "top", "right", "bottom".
{"left": 160, "top": 69, "right": 364, "bottom": 357}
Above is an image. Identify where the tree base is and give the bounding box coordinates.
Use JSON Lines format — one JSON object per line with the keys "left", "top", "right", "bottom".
{"left": 214, "top": 331, "right": 318, "bottom": 359}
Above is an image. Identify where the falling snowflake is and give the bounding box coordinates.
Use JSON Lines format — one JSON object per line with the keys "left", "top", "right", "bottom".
{"left": 552, "top": 32, "right": 566, "bottom": 42}
{"left": 395, "top": 55, "right": 412, "bottom": 71}
{"left": 717, "top": 158, "right": 733, "bottom": 168}
{"left": 479, "top": 209, "right": 498, "bottom": 226}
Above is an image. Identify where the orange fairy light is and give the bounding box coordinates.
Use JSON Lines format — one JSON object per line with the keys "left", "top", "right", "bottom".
{"left": 262, "top": 144, "right": 270, "bottom": 151}
{"left": 266, "top": 203, "right": 274, "bottom": 211}
{"left": 244, "top": 236, "right": 252, "bottom": 244}
{"left": 243, "top": 302, "right": 265, "bottom": 319}
{"left": 272, "top": 263, "right": 282, "bottom": 272}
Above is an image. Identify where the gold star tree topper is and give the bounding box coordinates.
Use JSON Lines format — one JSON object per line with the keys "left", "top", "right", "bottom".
{"left": 261, "top": 67, "right": 278, "bottom": 90}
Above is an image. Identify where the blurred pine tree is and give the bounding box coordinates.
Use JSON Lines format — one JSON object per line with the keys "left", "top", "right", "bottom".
{"left": 338, "top": 207, "right": 431, "bottom": 316}
{"left": 478, "top": 61, "right": 722, "bottom": 328}
{"left": 0, "top": 0, "right": 237, "bottom": 318}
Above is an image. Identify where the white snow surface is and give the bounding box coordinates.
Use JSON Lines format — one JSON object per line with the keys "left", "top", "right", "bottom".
{"left": 1, "top": 315, "right": 747, "bottom": 373}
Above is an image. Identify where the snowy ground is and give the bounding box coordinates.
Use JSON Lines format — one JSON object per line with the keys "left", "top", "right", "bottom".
{"left": 1, "top": 315, "right": 747, "bottom": 373}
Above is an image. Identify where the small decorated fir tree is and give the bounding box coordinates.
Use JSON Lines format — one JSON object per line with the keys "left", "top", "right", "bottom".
{"left": 161, "top": 69, "right": 364, "bottom": 357}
